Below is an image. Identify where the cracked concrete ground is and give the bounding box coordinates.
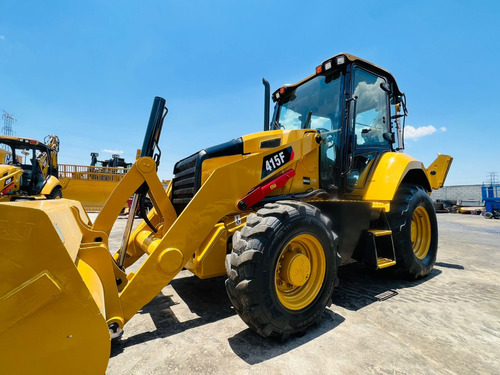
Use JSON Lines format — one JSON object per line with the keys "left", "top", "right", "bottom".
{"left": 96, "top": 213, "right": 499, "bottom": 375}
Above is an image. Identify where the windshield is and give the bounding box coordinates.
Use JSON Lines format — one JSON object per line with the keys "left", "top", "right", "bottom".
{"left": 274, "top": 71, "right": 343, "bottom": 191}
{"left": 0, "top": 142, "right": 45, "bottom": 166}
{"left": 274, "top": 71, "right": 342, "bottom": 133}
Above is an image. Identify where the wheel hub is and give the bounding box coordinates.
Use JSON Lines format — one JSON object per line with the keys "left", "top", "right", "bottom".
{"left": 411, "top": 206, "right": 431, "bottom": 259}
{"left": 279, "top": 252, "right": 311, "bottom": 287}
{"left": 274, "top": 233, "right": 326, "bottom": 311}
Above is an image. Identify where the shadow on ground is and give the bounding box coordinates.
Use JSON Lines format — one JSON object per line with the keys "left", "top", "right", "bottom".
{"left": 112, "top": 261, "right": 448, "bottom": 360}
{"left": 332, "top": 262, "right": 443, "bottom": 311}
{"left": 435, "top": 261, "right": 465, "bottom": 270}
{"left": 228, "top": 310, "right": 344, "bottom": 365}
{"left": 111, "top": 275, "right": 346, "bottom": 362}
{"left": 111, "top": 275, "right": 233, "bottom": 357}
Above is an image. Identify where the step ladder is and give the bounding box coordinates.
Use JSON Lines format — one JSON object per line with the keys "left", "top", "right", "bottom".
{"left": 367, "top": 229, "right": 396, "bottom": 269}
{"left": 360, "top": 210, "right": 397, "bottom": 270}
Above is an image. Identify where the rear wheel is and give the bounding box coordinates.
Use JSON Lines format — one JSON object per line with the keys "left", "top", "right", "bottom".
{"left": 387, "top": 184, "right": 438, "bottom": 279}
{"left": 225, "top": 201, "right": 338, "bottom": 339}
{"left": 46, "top": 187, "right": 62, "bottom": 199}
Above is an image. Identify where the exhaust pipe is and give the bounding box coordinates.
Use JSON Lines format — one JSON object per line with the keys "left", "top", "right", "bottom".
{"left": 263, "top": 78, "right": 270, "bottom": 131}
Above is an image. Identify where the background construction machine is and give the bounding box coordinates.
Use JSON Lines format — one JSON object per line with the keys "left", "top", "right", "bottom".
{"left": 0, "top": 134, "right": 62, "bottom": 200}
{"left": 90, "top": 152, "right": 133, "bottom": 169}
{"left": 482, "top": 183, "right": 500, "bottom": 219}
{"left": 0, "top": 53, "right": 452, "bottom": 374}
{"left": 0, "top": 133, "right": 132, "bottom": 209}
{"left": 59, "top": 152, "right": 133, "bottom": 211}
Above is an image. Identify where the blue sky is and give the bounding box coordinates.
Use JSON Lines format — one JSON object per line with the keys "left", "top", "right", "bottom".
{"left": 0, "top": 0, "right": 498, "bottom": 185}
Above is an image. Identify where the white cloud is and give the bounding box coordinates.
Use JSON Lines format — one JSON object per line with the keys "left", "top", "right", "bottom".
{"left": 440, "top": 127, "right": 447, "bottom": 132}
{"left": 405, "top": 125, "right": 441, "bottom": 140}
{"left": 102, "top": 149, "right": 124, "bottom": 154}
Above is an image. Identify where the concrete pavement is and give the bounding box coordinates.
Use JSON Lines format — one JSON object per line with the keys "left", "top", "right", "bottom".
{"left": 98, "top": 213, "right": 499, "bottom": 375}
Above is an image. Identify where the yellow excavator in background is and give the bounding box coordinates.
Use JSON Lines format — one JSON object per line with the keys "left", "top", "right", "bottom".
{"left": 0, "top": 53, "right": 452, "bottom": 374}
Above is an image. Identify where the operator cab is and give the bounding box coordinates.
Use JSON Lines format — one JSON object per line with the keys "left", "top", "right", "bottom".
{"left": 0, "top": 137, "right": 58, "bottom": 194}
{"left": 270, "top": 53, "right": 407, "bottom": 196}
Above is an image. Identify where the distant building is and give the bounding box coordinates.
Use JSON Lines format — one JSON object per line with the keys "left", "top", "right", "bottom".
{"left": 431, "top": 185, "right": 483, "bottom": 206}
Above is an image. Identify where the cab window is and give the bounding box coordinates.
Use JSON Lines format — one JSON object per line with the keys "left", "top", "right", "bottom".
{"left": 352, "top": 68, "right": 390, "bottom": 147}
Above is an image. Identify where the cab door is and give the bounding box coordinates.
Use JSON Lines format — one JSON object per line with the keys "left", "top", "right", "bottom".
{"left": 344, "top": 66, "right": 392, "bottom": 196}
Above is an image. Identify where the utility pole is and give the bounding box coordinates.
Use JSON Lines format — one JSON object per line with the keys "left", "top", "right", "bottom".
{"left": 2, "top": 111, "right": 16, "bottom": 136}
{"left": 487, "top": 172, "right": 499, "bottom": 185}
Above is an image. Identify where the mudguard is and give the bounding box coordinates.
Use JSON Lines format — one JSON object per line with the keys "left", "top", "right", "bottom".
{"left": 361, "top": 152, "right": 452, "bottom": 204}
{"left": 40, "top": 175, "right": 62, "bottom": 196}
{"left": 362, "top": 152, "right": 427, "bottom": 202}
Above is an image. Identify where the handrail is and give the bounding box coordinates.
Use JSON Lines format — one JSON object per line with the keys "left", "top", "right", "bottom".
{"left": 58, "top": 164, "right": 130, "bottom": 182}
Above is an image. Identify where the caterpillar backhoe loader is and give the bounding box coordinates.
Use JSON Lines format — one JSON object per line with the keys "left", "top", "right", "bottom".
{"left": 0, "top": 53, "right": 452, "bottom": 374}
{"left": 0, "top": 135, "right": 62, "bottom": 201}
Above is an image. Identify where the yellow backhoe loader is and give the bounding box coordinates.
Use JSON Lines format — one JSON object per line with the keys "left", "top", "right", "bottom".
{"left": 0, "top": 135, "right": 62, "bottom": 201}
{"left": 0, "top": 53, "right": 452, "bottom": 374}
{"left": 0, "top": 134, "right": 133, "bottom": 210}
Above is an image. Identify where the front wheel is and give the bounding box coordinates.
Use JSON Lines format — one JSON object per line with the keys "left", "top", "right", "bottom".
{"left": 225, "top": 201, "right": 338, "bottom": 339}
{"left": 387, "top": 184, "right": 438, "bottom": 279}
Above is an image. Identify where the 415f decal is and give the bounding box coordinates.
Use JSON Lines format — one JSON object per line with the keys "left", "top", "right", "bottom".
{"left": 261, "top": 146, "right": 294, "bottom": 179}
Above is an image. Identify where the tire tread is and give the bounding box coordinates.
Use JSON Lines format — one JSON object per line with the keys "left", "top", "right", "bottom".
{"left": 226, "top": 200, "right": 337, "bottom": 339}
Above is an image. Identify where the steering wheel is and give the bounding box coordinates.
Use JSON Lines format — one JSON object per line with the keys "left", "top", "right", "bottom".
{"left": 315, "top": 128, "right": 336, "bottom": 148}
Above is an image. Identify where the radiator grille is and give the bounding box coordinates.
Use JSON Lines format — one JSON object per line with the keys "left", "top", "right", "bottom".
{"left": 170, "top": 137, "right": 243, "bottom": 215}
{"left": 171, "top": 152, "right": 198, "bottom": 215}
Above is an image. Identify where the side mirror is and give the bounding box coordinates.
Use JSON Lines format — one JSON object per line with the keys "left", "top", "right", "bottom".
{"left": 380, "top": 82, "right": 392, "bottom": 93}
{"left": 383, "top": 132, "right": 395, "bottom": 143}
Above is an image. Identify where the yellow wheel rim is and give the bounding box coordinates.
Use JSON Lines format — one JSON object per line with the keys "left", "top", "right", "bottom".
{"left": 274, "top": 233, "right": 326, "bottom": 310}
{"left": 411, "top": 206, "right": 431, "bottom": 259}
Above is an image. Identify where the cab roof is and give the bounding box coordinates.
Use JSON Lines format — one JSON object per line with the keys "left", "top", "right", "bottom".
{"left": 0, "top": 135, "right": 53, "bottom": 150}
{"left": 272, "top": 52, "right": 404, "bottom": 100}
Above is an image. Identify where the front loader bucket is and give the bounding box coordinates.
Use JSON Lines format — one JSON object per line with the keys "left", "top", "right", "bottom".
{"left": 0, "top": 200, "right": 110, "bottom": 374}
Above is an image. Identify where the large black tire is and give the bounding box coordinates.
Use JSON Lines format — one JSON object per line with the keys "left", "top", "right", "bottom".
{"left": 387, "top": 184, "right": 438, "bottom": 279}
{"left": 46, "top": 187, "right": 62, "bottom": 199}
{"left": 225, "top": 201, "right": 338, "bottom": 339}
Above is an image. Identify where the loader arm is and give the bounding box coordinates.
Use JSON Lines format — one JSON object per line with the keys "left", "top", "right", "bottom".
{"left": 106, "top": 133, "right": 318, "bottom": 323}
{"left": 92, "top": 156, "right": 176, "bottom": 236}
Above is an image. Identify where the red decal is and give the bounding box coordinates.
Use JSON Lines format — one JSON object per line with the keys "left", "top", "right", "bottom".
{"left": 238, "top": 169, "right": 296, "bottom": 210}
{"left": 1, "top": 182, "right": 14, "bottom": 196}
